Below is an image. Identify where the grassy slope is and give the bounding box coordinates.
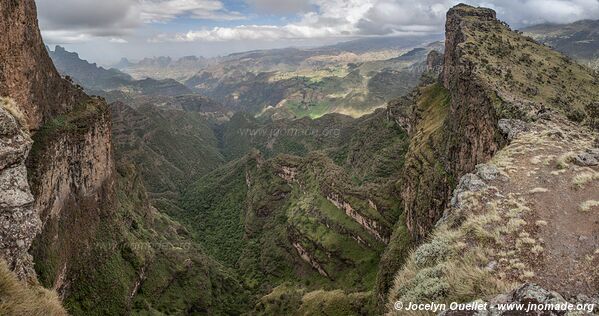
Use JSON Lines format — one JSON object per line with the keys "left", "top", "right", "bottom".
{"left": 460, "top": 13, "right": 599, "bottom": 122}
{"left": 0, "top": 261, "right": 67, "bottom": 316}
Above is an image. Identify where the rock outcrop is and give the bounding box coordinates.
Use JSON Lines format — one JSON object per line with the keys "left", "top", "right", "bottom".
{"left": 401, "top": 3, "right": 599, "bottom": 240}
{"left": 1, "top": 0, "right": 115, "bottom": 301}
{"left": 0, "top": 99, "right": 39, "bottom": 282}
{"left": 0, "top": 0, "right": 85, "bottom": 130}
{"left": 439, "top": 283, "right": 599, "bottom": 315}
{"left": 403, "top": 5, "right": 505, "bottom": 240}
{"left": 381, "top": 4, "right": 599, "bottom": 310}
{"left": 426, "top": 50, "right": 444, "bottom": 75}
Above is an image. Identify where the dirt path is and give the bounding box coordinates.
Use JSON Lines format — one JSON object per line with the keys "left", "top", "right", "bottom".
{"left": 490, "top": 119, "right": 599, "bottom": 296}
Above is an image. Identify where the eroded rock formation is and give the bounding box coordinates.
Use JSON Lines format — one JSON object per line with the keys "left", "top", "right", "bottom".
{"left": 0, "top": 101, "right": 39, "bottom": 282}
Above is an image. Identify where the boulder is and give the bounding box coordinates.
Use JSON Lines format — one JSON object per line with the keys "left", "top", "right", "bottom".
{"left": 439, "top": 283, "right": 597, "bottom": 315}
{"left": 498, "top": 119, "right": 529, "bottom": 141}
{"left": 574, "top": 148, "right": 599, "bottom": 167}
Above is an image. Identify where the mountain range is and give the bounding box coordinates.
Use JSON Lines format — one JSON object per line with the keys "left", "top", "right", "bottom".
{"left": 0, "top": 1, "right": 598, "bottom": 316}
{"left": 523, "top": 19, "right": 599, "bottom": 69}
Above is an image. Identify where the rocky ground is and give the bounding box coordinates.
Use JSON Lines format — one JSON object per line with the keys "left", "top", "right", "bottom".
{"left": 387, "top": 116, "right": 599, "bottom": 315}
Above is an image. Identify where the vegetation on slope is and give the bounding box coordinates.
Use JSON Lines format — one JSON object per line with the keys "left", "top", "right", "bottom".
{"left": 176, "top": 152, "right": 386, "bottom": 292}
{"left": 384, "top": 4, "right": 599, "bottom": 314}
{"left": 111, "top": 102, "right": 224, "bottom": 196}
{"left": 32, "top": 162, "right": 249, "bottom": 315}
{"left": 252, "top": 283, "right": 376, "bottom": 316}
{"left": 458, "top": 8, "right": 599, "bottom": 123}
{"left": 388, "top": 118, "right": 599, "bottom": 313}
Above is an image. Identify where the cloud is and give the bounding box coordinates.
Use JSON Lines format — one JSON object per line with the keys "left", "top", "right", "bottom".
{"left": 245, "top": 0, "right": 312, "bottom": 14}
{"left": 37, "top": 0, "right": 140, "bottom": 40}
{"left": 154, "top": 24, "right": 348, "bottom": 42}
{"left": 139, "top": 0, "right": 244, "bottom": 22}
{"left": 153, "top": 0, "right": 599, "bottom": 43}
{"left": 483, "top": 0, "right": 599, "bottom": 25}
{"left": 37, "top": 0, "right": 243, "bottom": 43}
{"left": 109, "top": 38, "right": 129, "bottom": 43}
{"left": 155, "top": 0, "right": 378, "bottom": 42}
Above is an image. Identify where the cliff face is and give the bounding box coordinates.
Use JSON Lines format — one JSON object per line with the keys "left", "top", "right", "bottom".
{"left": 384, "top": 4, "right": 599, "bottom": 311}
{"left": 27, "top": 100, "right": 116, "bottom": 298}
{"left": 0, "top": 0, "right": 85, "bottom": 131}
{"left": 0, "top": 99, "right": 39, "bottom": 282}
{"left": 401, "top": 3, "right": 599, "bottom": 240}
{"left": 0, "top": 0, "right": 115, "bottom": 298}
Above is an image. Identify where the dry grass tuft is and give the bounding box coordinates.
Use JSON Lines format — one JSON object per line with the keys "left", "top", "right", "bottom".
{"left": 528, "top": 187, "right": 548, "bottom": 194}
{"left": 520, "top": 271, "right": 535, "bottom": 280}
{"left": 0, "top": 97, "right": 28, "bottom": 130}
{"left": 0, "top": 261, "right": 67, "bottom": 316}
{"left": 531, "top": 245, "right": 544, "bottom": 255}
{"left": 572, "top": 171, "right": 599, "bottom": 189}
{"left": 579, "top": 200, "right": 599, "bottom": 212}
{"left": 556, "top": 152, "right": 575, "bottom": 169}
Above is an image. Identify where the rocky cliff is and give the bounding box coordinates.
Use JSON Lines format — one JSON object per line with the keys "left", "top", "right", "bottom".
{"left": 0, "top": 0, "right": 111, "bottom": 289}
{"left": 0, "top": 0, "right": 117, "bottom": 295}
{"left": 385, "top": 4, "right": 599, "bottom": 313}
{"left": 27, "top": 98, "right": 117, "bottom": 300}
{"left": 401, "top": 3, "right": 599, "bottom": 240}
{"left": 0, "top": 98, "right": 39, "bottom": 282}
{"left": 0, "top": 0, "right": 86, "bottom": 130}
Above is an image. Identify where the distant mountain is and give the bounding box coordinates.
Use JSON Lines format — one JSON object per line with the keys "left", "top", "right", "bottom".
{"left": 112, "top": 57, "right": 132, "bottom": 69}
{"left": 184, "top": 41, "right": 444, "bottom": 117}
{"left": 316, "top": 34, "right": 444, "bottom": 54}
{"left": 523, "top": 20, "right": 599, "bottom": 67}
{"left": 115, "top": 55, "right": 214, "bottom": 81}
{"left": 48, "top": 45, "right": 133, "bottom": 90}
{"left": 49, "top": 46, "right": 209, "bottom": 104}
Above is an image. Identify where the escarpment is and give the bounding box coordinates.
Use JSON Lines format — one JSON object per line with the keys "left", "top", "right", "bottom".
{"left": 401, "top": 3, "right": 599, "bottom": 241}
{"left": 401, "top": 5, "right": 505, "bottom": 241}
{"left": 0, "top": 0, "right": 117, "bottom": 300}
{"left": 385, "top": 3, "right": 599, "bottom": 313}
{"left": 27, "top": 99, "right": 117, "bottom": 298}
{"left": 0, "top": 0, "right": 86, "bottom": 130}
{"left": 1, "top": 2, "right": 250, "bottom": 314}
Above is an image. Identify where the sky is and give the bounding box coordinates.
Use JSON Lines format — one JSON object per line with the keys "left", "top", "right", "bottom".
{"left": 36, "top": 0, "right": 599, "bottom": 65}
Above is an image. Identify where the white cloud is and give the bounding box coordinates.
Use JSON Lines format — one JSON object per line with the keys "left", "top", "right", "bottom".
{"left": 41, "top": 30, "right": 93, "bottom": 44}
{"left": 109, "top": 38, "right": 129, "bottom": 43}
{"left": 246, "top": 0, "right": 312, "bottom": 14}
{"left": 155, "top": 0, "right": 378, "bottom": 42}
{"left": 38, "top": 0, "right": 243, "bottom": 43}
{"left": 153, "top": 0, "right": 599, "bottom": 43}
{"left": 139, "top": 0, "right": 244, "bottom": 22}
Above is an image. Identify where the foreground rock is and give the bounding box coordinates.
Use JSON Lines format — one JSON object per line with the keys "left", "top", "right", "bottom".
{"left": 0, "top": 100, "right": 39, "bottom": 282}
{"left": 440, "top": 283, "right": 598, "bottom": 315}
